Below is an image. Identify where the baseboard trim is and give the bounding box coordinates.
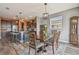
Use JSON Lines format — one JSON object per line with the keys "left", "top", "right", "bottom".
{"left": 59, "top": 41, "right": 70, "bottom": 44}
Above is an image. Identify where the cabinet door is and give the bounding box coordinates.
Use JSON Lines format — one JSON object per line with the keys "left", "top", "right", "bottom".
{"left": 70, "top": 32, "right": 78, "bottom": 45}
{"left": 0, "top": 18, "right": 1, "bottom": 39}
{"left": 70, "top": 17, "right": 78, "bottom": 46}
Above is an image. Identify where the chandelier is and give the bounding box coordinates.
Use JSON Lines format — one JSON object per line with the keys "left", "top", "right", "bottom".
{"left": 15, "top": 11, "right": 24, "bottom": 22}
{"left": 42, "top": 3, "right": 49, "bottom": 19}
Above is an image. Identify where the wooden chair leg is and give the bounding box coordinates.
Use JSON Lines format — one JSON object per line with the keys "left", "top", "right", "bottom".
{"left": 52, "top": 44, "right": 54, "bottom": 54}
{"left": 56, "top": 42, "right": 58, "bottom": 50}
{"left": 35, "top": 48, "right": 37, "bottom": 55}
{"left": 29, "top": 47, "right": 30, "bottom": 55}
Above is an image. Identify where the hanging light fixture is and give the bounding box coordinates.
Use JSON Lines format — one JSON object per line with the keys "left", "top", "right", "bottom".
{"left": 43, "top": 3, "right": 49, "bottom": 19}
{"left": 18, "top": 11, "right": 24, "bottom": 22}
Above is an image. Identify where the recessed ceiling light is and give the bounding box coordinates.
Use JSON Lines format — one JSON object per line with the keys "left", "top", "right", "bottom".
{"left": 5, "top": 7, "right": 10, "bottom": 10}
{"left": 19, "top": 11, "right": 22, "bottom": 14}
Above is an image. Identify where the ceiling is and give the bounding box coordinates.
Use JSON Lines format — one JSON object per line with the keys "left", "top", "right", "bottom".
{"left": 0, "top": 3, "right": 79, "bottom": 19}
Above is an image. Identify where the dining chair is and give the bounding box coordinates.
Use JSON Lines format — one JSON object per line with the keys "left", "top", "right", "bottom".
{"left": 28, "top": 31, "right": 45, "bottom": 55}
{"left": 52, "top": 30, "right": 60, "bottom": 54}
{"left": 46, "top": 30, "right": 60, "bottom": 54}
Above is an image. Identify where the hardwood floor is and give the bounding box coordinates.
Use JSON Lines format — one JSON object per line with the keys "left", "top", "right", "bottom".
{"left": 0, "top": 38, "right": 28, "bottom": 55}
{"left": 0, "top": 39, "right": 17, "bottom": 55}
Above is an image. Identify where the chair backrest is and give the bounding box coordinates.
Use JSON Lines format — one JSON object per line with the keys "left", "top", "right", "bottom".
{"left": 52, "top": 30, "right": 60, "bottom": 43}
{"left": 29, "top": 31, "right": 36, "bottom": 45}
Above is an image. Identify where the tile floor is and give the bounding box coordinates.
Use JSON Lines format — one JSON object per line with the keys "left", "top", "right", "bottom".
{"left": 19, "top": 42, "right": 79, "bottom": 55}
{"left": 0, "top": 39, "right": 79, "bottom": 55}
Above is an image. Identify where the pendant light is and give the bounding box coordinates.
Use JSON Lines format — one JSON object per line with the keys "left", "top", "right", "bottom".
{"left": 43, "top": 3, "right": 49, "bottom": 19}
{"left": 18, "top": 11, "right": 24, "bottom": 22}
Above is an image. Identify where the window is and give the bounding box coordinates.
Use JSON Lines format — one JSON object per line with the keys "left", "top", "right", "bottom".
{"left": 50, "top": 16, "right": 63, "bottom": 30}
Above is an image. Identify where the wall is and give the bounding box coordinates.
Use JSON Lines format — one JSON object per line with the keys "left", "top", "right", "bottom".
{"left": 37, "top": 17, "right": 40, "bottom": 38}
{"left": 49, "top": 7, "right": 79, "bottom": 43}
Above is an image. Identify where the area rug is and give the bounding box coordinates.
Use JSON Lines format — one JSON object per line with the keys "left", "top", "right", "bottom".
{"left": 64, "top": 46, "right": 79, "bottom": 55}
